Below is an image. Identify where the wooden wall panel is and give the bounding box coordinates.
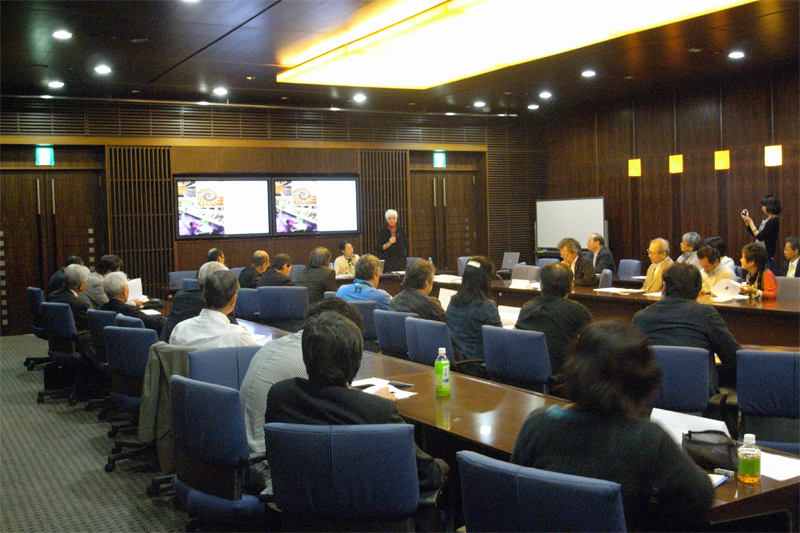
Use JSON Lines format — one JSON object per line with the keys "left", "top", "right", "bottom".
{"left": 597, "top": 107, "right": 633, "bottom": 253}
{"left": 359, "top": 150, "right": 408, "bottom": 258}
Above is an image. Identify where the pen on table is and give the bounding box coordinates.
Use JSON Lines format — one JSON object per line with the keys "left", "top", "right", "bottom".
{"left": 714, "top": 468, "right": 735, "bottom": 477}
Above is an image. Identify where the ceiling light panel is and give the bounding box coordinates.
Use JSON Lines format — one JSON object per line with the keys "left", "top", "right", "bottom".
{"left": 277, "top": 0, "right": 755, "bottom": 89}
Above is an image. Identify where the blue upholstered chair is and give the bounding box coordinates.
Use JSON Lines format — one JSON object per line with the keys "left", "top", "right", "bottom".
{"left": 323, "top": 291, "right": 337, "bottom": 299}
{"left": 457, "top": 256, "right": 470, "bottom": 277}
{"left": 374, "top": 310, "right": 418, "bottom": 358}
{"left": 264, "top": 423, "right": 421, "bottom": 532}
{"left": 346, "top": 300, "right": 378, "bottom": 340}
{"left": 537, "top": 257, "right": 559, "bottom": 268}
{"left": 482, "top": 326, "right": 551, "bottom": 392}
{"left": 37, "top": 302, "right": 83, "bottom": 404}
{"left": 235, "top": 288, "right": 259, "bottom": 320}
{"left": 405, "top": 317, "right": 454, "bottom": 365}
{"left": 188, "top": 346, "right": 261, "bottom": 390}
{"left": 776, "top": 276, "right": 800, "bottom": 302}
{"left": 651, "top": 345, "right": 709, "bottom": 413}
{"left": 229, "top": 266, "right": 245, "bottom": 278}
{"left": 87, "top": 309, "right": 118, "bottom": 363}
{"left": 170, "top": 375, "right": 269, "bottom": 532}
{"left": 598, "top": 268, "right": 613, "bottom": 288}
{"left": 406, "top": 256, "right": 423, "bottom": 267}
{"left": 288, "top": 264, "right": 305, "bottom": 281}
{"left": 115, "top": 314, "right": 145, "bottom": 328}
{"left": 168, "top": 270, "right": 198, "bottom": 291}
{"left": 257, "top": 286, "right": 308, "bottom": 332}
{"left": 511, "top": 264, "right": 541, "bottom": 282}
{"left": 103, "top": 326, "right": 159, "bottom": 471}
{"left": 25, "top": 287, "right": 51, "bottom": 370}
{"left": 457, "top": 451, "right": 626, "bottom": 533}
{"left": 618, "top": 259, "right": 642, "bottom": 278}
{"left": 182, "top": 278, "right": 200, "bottom": 290}
{"left": 737, "top": 350, "right": 800, "bottom": 446}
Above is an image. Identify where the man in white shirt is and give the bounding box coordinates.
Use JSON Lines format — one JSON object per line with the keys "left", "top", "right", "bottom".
{"left": 170, "top": 269, "right": 259, "bottom": 348}
{"left": 780, "top": 237, "right": 799, "bottom": 278}
{"left": 697, "top": 246, "right": 736, "bottom": 295}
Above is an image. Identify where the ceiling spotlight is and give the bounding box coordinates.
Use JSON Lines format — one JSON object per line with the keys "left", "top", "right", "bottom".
{"left": 687, "top": 48, "right": 703, "bottom": 53}
{"left": 527, "top": 104, "right": 540, "bottom": 110}
{"left": 539, "top": 91, "right": 552, "bottom": 99}
{"left": 728, "top": 50, "right": 745, "bottom": 59}
{"left": 48, "top": 81, "right": 64, "bottom": 88}
{"left": 41, "top": 95, "right": 53, "bottom": 99}
{"left": 94, "top": 65, "right": 112, "bottom": 74}
{"left": 330, "top": 106, "right": 341, "bottom": 111}
{"left": 582, "top": 70, "right": 596, "bottom": 77}
{"left": 131, "top": 89, "right": 140, "bottom": 93}
{"left": 212, "top": 87, "right": 228, "bottom": 96}
{"left": 473, "top": 100, "right": 486, "bottom": 107}
{"left": 353, "top": 93, "right": 367, "bottom": 103}
{"left": 53, "top": 30, "right": 72, "bottom": 40}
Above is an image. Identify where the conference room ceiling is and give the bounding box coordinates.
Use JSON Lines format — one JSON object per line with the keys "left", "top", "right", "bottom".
{"left": 1, "top": 0, "right": 797, "bottom": 116}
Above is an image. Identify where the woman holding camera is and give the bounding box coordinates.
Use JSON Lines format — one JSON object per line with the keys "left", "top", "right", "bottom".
{"left": 741, "top": 194, "right": 781, "bottom": 273}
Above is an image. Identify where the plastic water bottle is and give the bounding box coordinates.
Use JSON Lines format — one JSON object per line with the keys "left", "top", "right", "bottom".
{"left": 434, "top": 347, "right": 450, "bottom": 396}
{"left": 737, "top": 434, "right": 761, "bottom": 484}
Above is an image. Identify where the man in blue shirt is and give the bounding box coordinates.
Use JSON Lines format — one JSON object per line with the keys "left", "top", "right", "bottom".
{"left": 336, "top": 254, "right": 392, "bottom": 310}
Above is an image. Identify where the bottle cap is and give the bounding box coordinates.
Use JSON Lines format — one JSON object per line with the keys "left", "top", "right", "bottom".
{"left": 743, "top": 434, "right": 756, "bottom": 445}
{"left": 438, "top": 347, "right": 446, "bottom": 355}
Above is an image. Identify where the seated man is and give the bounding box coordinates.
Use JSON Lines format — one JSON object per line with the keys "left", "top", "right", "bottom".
{"left": 780, "top": 237, "right": 799, "bottom": 277}
{"left": 99, "top": 272, "right": 166, "bottom": 336}
{"left": 515, "top": 263, "right": 592, "bottom": 376}
{"left": 80, "top": 254, "right": 137, "bottom": 309}
{"left": 333, "top": 241, "right": 359, "bottom": 275}
{"left": 238, "top": 250, "right": 269, "bottom": 289}
{"left": 257, "top": 254, "right": 295, "bottom": 287}
{"left": 642, "top": 238, "right": 674, "bottom": 293}
{"left": 169, "top": 270, "right": 258, "bottom": 348}
{"left": 558, "top": 237, "right": 595, "bottom": 287}
{"left": 295, "top": 247, "right": 337, "bottom": 303}
{"left": 160, "top": 261, "right": 236, "bottom": 341}
{"left": 240, "top": 297, "right": 363, "bottom": 487}
{"left": 335, "top": 254, "right": 392, "bottom": 310}
{"left": 677, "top": 232, "right": 703, "bottom": 270}
{"left": 704, "top": 236, "right": 736, "bottom": 273}
{"left": 47, "top": 263, "right": 91, "bottom": 331}
{"left": 207, "top": 247, "right": 225, "bottom": 264}
{"left": 632, "top": 263, "right": 741, "bottom": 394}
{"left": 587, "top": 233, "right": 616, "bottom": 275}
{"left": 47, "top": 255, "right": 84, "bottom": 294}
{"left": 389, "top": 258, "right": 446, "bottom": 321}
{"left": 265, "top": 311, "right": 448, "bottom": 491}
{"left": 697, "top": 245, "right": 736, "bottom": 295}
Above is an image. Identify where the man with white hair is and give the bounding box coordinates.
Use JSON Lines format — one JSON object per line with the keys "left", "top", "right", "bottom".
{"left": 160, "top": 261, "right": 238, "bottom": 341}
{"left": 47, "top": 263, "right": 92, "bottom": 331}
{"left": 99, "top": 272, "right": 166, "bottom": 335}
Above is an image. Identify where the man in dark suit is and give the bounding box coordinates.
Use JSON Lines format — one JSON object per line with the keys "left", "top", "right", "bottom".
{"left": 47, "top": 263, "right": 91, "bottom": 331}
{"left": 99, "top": 272, "right": 165, "bottom": 336}
{"left": 779, "top": 237, "right": 799, "bottom": 277}
{"left": 257, "top": 254, "right": 295, "bottom": 287}
{"left": 632, "top": 263, "right": 741, "bottom": 394}
{"left": 265, "top": 311, "right": 448, "bottom": 491}
{"left": 587, "top": 233, "right": 616, "bottom": 275}
{"left": 294, "top": 247, "right": 337, "bottom": 303}
{"left": 47, "top": 255, "right": 84, "bottom": 294}
{"left": 558, "top": 237, "right": 596, "bottom": 287}
{"left": 239, "top": 250, "right": 269, "bottom": 288}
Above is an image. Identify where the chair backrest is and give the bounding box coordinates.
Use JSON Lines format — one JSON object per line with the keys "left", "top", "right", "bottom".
{"left": 405, "top": 317, "right": 454, "bottom": 365}
{"left": 116, "top": 314, "right": 145, "bottom": 328}
{"left": 257, "top": 286, "right": 309, "bottom": 321}
{"left": 406, "top": 256, "right": 422, "bottom": 266}
{"left": 188, "top": 346, "right": 261, "bottom": 390}
{"left": 457, "top": 256, "right": 470, "bottom": 276}
{"left": 168, "top": 270, "right": 198, "bottom": 290}
{"left": 737, "top": 350, "right": 800, "bottom": 419}
{"left": 289, "top": 264, "right": 305, "bottom": 281}
{"left": 511, "top": 264, "right": 540, "bottom": 282}
{"left": 182, "top": 278, "right": 200, "bottom": 290}
{"left": 229, "top": 266, "right": 245, "bottom": 278}
{"left": 599, "top": 268, "right": 613, "bottom": 288}
{"left": 265, "top": 423, "right": 419, "bottom": 520}
{"left": 537, "top": 257, "right": 559, "bottom": 268}
{"left": 27, "top": 286, "right": 45, "bottom": 327}
{"left": 651, "top": 345, "right": 709, "bottom": 412}
{"left": 104, "top": 325, "right": 159, "bottom": 380}
{"left": 235, "top": 288, "right": 259, "bottom": 320}
{"left": 87, "top": 309, "right": 118, "bottom": 361}
{"left": 618, "top": 259, "right": 642, "bottom": 277}
{"left": 482, "top": 326, "right": 551, "bottom": 386}
{"left": 457, "top": 451, "right": 626, "bottom": 533}
{"left": 346, "top": 300, "right": 378, "bottom": 340}
{"left": 374, "top": 310, "right": 418, "bottom": 356}
{"left": 40, "top": 302, "right": 78, "bottom": 344}
{"left": 776, "top": 276, "right": 800, "bottom": 302}
{"left": 323, "top": 291, "right": 337, "bottom": 299}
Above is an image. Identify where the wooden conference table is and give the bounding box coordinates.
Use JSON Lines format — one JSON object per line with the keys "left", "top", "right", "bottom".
{"left": 242, "top": 320, "right": 800, "bottom": 530}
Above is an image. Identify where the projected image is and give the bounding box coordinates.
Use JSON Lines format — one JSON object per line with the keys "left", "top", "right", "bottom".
{"left": 177, "top": 180, "right": 271, "bottom": 237}
{"left": 275, "top": 181, "right": 319, "bottom": 232}
{"left": 275, "top": 180, "right": 358, "bottom": 234}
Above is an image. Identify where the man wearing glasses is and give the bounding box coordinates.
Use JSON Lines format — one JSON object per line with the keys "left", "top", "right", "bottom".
{"left": 642, "top": 238, "right": 673, "bottom": 293}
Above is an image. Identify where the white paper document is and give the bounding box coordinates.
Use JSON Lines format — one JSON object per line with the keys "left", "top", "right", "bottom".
{"left": 710, "top": 279, "right": 742, "bottom": 299}
{"left": 498, "top": 305, "right": 521, "bottom": 327}
{"left": 649, "top": 408, "right": 730, "bottom": 444}
{"left": 141, "top": 309, "right": 161, "bottom": 316}
{"left": 433, "top": 274, "right": 462, "bottom": 284}
{"left": 126, "top": 278, "right": 149, "bottom": 304}
{"left": 593, "top": 287, "right": 645, "bottom": 295}
{"left": 761, "top": 452, "right": 800, "bottom": 481}
{"left": 437, "top": 288, "right": 457, "bottom": 310}
{"left": 509, "top": 279, "right": 533, "bottom": 290}
{"left": 350, "top": 378, "right": 416, "bottom": 399}
{"left": 630, "top": 275, "right": 647, "bottom": 280}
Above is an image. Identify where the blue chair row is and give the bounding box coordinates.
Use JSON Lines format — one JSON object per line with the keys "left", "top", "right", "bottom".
{"left": 25, "top": 287, "right": 51, "bottom": 370}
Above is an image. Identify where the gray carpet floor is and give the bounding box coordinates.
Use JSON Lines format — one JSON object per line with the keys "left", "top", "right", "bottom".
{"left": 1, "top": 334, "right": 187, "bottom": 532}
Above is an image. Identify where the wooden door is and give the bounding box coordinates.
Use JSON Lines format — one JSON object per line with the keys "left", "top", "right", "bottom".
{"left": 441, "top": 172, "right": 478, "bottom": 267}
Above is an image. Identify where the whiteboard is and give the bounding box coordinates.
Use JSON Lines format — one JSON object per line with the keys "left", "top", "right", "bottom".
{"left": 535, "top": 198, "right": 605, "bottom": 250}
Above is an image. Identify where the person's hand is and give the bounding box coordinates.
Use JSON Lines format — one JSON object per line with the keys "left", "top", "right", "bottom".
{"left": 132, "top": 298, "right": 144, "bottom": 308}
{"left": 389, "top": 235, "right": 396, "bottom": 244}
{"left": 741, "top": 214, "right": 753, "bottom": 225}
{"left": 739, "top": 284, "right": 756, "bottom": 296}
{"left": 699, "top": 288, "right": 709, "bottom": 296}
{"left": 373, "top": 386, "right": 397, "bottom": 402}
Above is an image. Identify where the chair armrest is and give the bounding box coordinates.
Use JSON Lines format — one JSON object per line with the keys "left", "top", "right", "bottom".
{"left": 240, "top": 451, "right": 267, "bottom": 468}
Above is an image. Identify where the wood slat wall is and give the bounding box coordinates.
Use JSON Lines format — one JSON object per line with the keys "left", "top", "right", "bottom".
{"left": 359, "top": 150, "right": 408, "bottom": 258}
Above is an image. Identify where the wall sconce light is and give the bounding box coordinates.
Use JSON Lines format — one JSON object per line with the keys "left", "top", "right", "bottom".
{"left": 628, "top": 159, "right": 641, "bottom": 177}
{"left": 765, "top": 145, "right": 782, "bottom": 167}
{"left": 714, "top": 150, "right": 730, "bottom": 170}
{"left": 669, "top": 154, "right": 683, "bottom": 174}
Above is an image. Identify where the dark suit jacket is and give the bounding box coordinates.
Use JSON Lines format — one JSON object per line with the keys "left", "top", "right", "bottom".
{"left": 257, "top": 269, "right": 295, "bottom": 287}
{"left": 47, "top": 268, "right": 66, "bottom": 294}
{"left": 571, "top": 255, "right": 597, "bottom": 287}
{"left": 389, "top": 289, "right": 446, "bottom": 322}
{"left": 266, "top": 377, "right": 446, "bottom": 490}
{"left": 593, "top": 246, "right": 616, "bottom": 275}
{"left": 100, "top": 298, "right": 165, "bottom": 336}
{"left": 376, "top": 226, "right": 408, "bottom": 273}
{"left": 238, "top": 265, "right": 263, "bottom": 289}
{"left": 47, "top": 287, "right": 90, "bottom": 331}
{"left": 632, "top": 297, "right": 741, "bottom": 394}
{"left": 295, "top": 266, "right": 336, "bottom": 303}
{"left": 160, "top": 288, "right": 237, "bottom": 341}
{"left": 779, "top": 259, "right": 800, "bottom": 277}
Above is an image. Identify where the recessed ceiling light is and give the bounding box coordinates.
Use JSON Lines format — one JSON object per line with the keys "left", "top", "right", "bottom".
{"left": 408, "top": 102, "right": 416, "bottom": 106}
{"left": 445, "top": 112, "right": 455, "bottom": 116}
{"left": 527, "top": 104, "right": 540, "bottom": 110}
{"left": 48, "top": 81, "right": 64, "bottom": 88}
{"left": 131, "top": 89, "right": 140, "bottom": 93}
{"left": 509, "top": 113, "right": 517, "bottom": 117}
{"left": 473, "top": 100, "right": 486, "bottom": 107}
{"left": 497, "top": 113, "right": 508, "bottom": 117}
{"left": 353, "top": 93, "right": 367, "bottom": 103}
{"left": 539, "top": 91, "right": 552, "bottom": 99}
{"left": 582, "top": 70, "right": 596, "bottom": 77}
{"left": 130, "top": 38, "right": 148, "bottom": 44}
{"left": 728, "top": 50, "right": 745, "bottom": 59}
{"left": 53, "top": 30, "right": 72, "bottom": 40}
{"left": 212, "top": 87, "right": 228, "bottom": 96}
{"left": 280, "top": 96, "right": 290, "bottom": 100}
{"left": 624, "top": 75, "right": 634, "bottom": 80}
{"left": 41, "top": 95, "right": 53, "bottom": 99}
{"left": 94, "top": 65, "right": 112, "bottom": 74}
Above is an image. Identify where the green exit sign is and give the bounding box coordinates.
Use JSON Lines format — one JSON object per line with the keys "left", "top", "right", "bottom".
{"left": 433, "top": 152, "right": 446, "bottom": 168}
{"left": 36, "top": 147, "right": 54, "bottom": 166}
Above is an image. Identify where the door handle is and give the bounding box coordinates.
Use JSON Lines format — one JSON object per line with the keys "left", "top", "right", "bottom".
{"left": 442, "top": 178, "right": 447, "bottom": 207}
{"left": 36, "top": 178, "right": 41, "bottom": 215}
{"left": 433, "top": 178, "right": 437, "bottom": 207}
{"left": 51, "top": 180, "right": 56, "bottom": 215}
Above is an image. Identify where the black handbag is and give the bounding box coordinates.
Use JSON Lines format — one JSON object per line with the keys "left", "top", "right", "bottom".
{"left": 682, "top": 430, "right": 739, "bottom": 471}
